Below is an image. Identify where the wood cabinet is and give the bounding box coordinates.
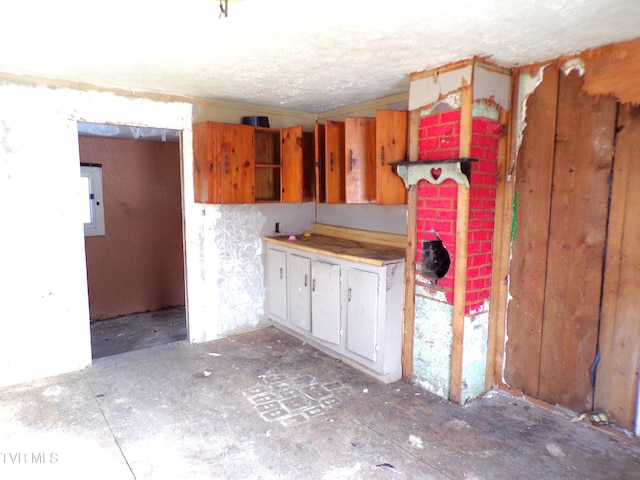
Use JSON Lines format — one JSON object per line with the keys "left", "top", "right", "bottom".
{"left": 194, "top": 121, "right": 254, "bottom": 204}
{"left": 345, "top": 117, "right": 377, "bottom": 203}
{"left": 376, "top": 110, "right": 408, "bottom": 204}
{"left": 264, "top": 236, "right": 405, "bottom": 383}
{"left": 194, "top": 121, "right": 313, "bottom": 204}
{"left": 325, "top": 120, "right": 346, "bottom": 204}
{"left": 315, "top": 110, "right": 408, "bottom": 204}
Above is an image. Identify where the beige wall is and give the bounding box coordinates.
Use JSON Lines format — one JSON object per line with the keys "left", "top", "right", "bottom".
{"left": 80, "top": 136, "right": 185, "bottom": 320}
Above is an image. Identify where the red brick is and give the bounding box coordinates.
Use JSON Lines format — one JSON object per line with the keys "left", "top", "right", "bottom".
{"left": 487, "top": 120, "right": 501, "bottom": 135}
{"left": 480, "top": 242, "right": 493, "bottom": 253}
{"left": 426, "top": 149, "right": 458, "bottom": 161}
{"left": 466, "top": 291, "right": 480, "bottom": 303}
{"left": 438, "top": 210, "right": 457, "bottom": 220}
{"left": 428, "top": 199, "right": 454, "bottom": 209}
{"left": 427, "top": 124, "right": 455, "bottom": 137}
{"left": 485, "top": 148, "right": 498, "bottom": 160}
{"left": 480, "top": 135, "right": 499, "bottom": 149}
{"left": 471, "top": 134, "right": 482, "bottom": 146}
{"left": 420, "top": 114, "right": 440, "bottom": 127}
{"left": 417, "top": 209, "right": 437, "bottom": 220}
{"left": 472, "top": 118, "right": 488, "bottom": 134}
{"left": 418, "top": 184, "right": 440, "bottom": 197}
{"left": 479, "top": 266, "right": 493, "bottom": 277}
{"left": 441, "top": 110, "right": 461, "bottom": 123}
{"left": 470, "top": 147, "right": 485, "bottom": 159}
{"left": 440, "top": 135, "right": 460, "bottom": 148}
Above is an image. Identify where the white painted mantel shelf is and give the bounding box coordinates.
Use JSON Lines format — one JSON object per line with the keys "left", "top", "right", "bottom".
{"left": 264, "top": 224, "right": 406, "bottom": 383}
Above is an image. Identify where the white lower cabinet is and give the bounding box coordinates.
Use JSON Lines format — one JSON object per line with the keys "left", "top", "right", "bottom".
{"left": 346, "top": 267, "right": 379, "bottom": 362}
{"left": 265, "top": 243, "right": 404, "bottom": 384}
{"left": 311, "top": 260, "right": 341, "bottom": 345}
{"left": 266, "top": 248, "right": 287, "bottom": 322}
{"left": 287, "top": 254, "right": 311, "bottom": 331}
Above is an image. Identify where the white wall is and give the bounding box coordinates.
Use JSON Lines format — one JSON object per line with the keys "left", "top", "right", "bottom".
{"left": 317, "top": 204, "right": 407, "bottom": 235}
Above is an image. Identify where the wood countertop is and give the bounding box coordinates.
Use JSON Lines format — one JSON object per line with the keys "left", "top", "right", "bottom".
{"left": 263, "top": 230, "right": 406, "bottom": 266}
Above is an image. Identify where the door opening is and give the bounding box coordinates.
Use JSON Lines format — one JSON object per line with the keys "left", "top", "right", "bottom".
{"left": 77, "top": 122, "right": 187, "bottom": 358}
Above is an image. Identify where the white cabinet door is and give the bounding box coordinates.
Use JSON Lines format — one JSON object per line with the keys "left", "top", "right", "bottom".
{"left": 311, "top": 260, "right": 341, "bottom": 345}
{"left": 267, "top": 248, "right": 287, "bottom": 321}
{"left": 288, "top": 254, "right": 311, "bottom": 331}
{"left": 346, "top": 267, "right": 379, "bottom": 361}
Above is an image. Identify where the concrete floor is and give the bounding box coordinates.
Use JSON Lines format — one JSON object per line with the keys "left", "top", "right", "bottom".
{"left": 90, "top": 307, "right": 187, "bottom": 359}
{"left": 1, "top": 325, "right": 639, "bottom": 479}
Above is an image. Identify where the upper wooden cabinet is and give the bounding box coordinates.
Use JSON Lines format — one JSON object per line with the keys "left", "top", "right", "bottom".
{"left": 194, "top": 121, "right": 254, "bottom": 204}
{"left": 325, "top": 120, "right": 346, "bottom": 204}
{"left": 194, "top": 121, "right": 313, "bottom": 204}
{"left": 345, "top": 117, "right": 377, "bottom": 203}
{"left": 315, "top": 110, "right": 408, "bottom": 205}
{"left": 376, "top": 110, "right": 408, "bottom": 205}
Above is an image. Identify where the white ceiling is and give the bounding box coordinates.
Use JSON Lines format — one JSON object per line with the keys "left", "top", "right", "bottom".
{"left": 2, "top": 0, "right": 639, "bottom": 114}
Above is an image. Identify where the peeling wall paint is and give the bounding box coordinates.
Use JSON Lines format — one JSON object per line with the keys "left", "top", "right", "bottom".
{"left": 473, "top": 63, "right": 512, "bottom": 111}
{"left": 413, "top": 281, "right": 453, "bottom": 398}
{"left": 213, "top": 205, "right": 268, "bottom": 335}
{"left": 515, "top": 66, "right": 547, "bottom": 155}
{"left": 409, "top": 65, "right": 472, "bottom": 110}
{"left": 461, "top": 304, "right": 489, "bottom": 403}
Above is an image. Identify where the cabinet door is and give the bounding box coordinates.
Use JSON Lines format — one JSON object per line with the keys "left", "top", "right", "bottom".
{"left": 311, "top": 260, "right": 341, "bottom": 345}
{"left": 345, "top": 117, "right": 376, "bottom": 204}
{"left": 314, "top": 122, "right": 326, "bottom": 203}
{"left": 346, "top": 267, "right": 379, "bottom": 361}
{"left": 376, "top": 110, "right": 408, "bottom": 205}
{"left": 193, "top": 122, "right": 221, "bottom": 203}
{"left": 288, "top": 254, "right": 311, "bottom": 331}
{"left": 220, "top": 123, "right": 254, "bottom": 203}
{"left": 325, "top": 120, "right": 346, "bottom": 204}
{"left": 267, "top": 248, "right": 287, "bottom": 321}
{"left": 281, "top": 125, "right": 304, "bottom": 203}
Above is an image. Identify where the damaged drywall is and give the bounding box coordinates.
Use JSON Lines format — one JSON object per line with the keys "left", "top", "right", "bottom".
{"left": 461, "top": 304, "right": 490, "bottom": 403}
{"left": 213, "top": 205, "right": 268, "bottom": 334}
{"left": 413, "top": 282, "right": 453, "bottom": 398}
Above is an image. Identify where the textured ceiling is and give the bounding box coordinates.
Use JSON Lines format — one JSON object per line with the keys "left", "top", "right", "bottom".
{"left": 2, "top": 0, "right": 639, "bottom": 113}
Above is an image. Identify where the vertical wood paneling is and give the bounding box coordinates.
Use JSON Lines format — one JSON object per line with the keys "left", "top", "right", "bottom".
{"left": 504, "top": 66, "right": 559, "bottom": 396}
{"left": 487, "top": 108, "right": 512, "bottom": 390}
{"left": 596, "top": 105, "right": 640, "bottom": 431}
{"left": 537, "top": 71, "right": 616, "bottom": 411}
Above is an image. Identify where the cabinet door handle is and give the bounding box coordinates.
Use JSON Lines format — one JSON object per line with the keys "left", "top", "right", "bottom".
{"left": 381, "top": 146, "right": 385, "bottom": 166}
{"left": 330, "top": 152, "right": 334, "bottom": 172}
{"left": 279, "top": 267, "right": 283, "bottom": 279}
{"left": 349, "top": 150, "right": 355, "bottom": 171}
{"left": 225, "top": 155, "right": 229, "bottom": 174}
{"left": 312, "top": 278, "right": 316, "bottom": 292}
{"left": 348, "top": 287, "right": 352, "bottom": 301}
{"left": 304, "top": 274, "right": 308, "bottom": 287}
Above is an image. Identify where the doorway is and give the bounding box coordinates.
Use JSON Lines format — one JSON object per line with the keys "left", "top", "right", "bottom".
{"left": 78, "top": 122, "right": 187, "bottom": 358}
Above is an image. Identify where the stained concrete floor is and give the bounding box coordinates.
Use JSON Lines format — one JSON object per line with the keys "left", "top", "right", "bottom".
{"left": 90, "top": 307, "right": 187, "bottom": 359}
{"left": 2, "top": 325, "right": 639, "bottom": 479}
